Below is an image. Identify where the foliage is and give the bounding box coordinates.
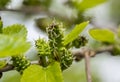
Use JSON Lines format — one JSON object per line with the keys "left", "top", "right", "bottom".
{"left": 21, "top": 62, "right": 63, "bottom": 82}
{"left": 0, "top": 17, "right": 89, "bottom": 82}
{"left": 0, "top": 35, "right": 30, "bottom": 57}
{"left": 89, "top": 29, "right": 115, "bottom": 43}
{"left": 35, "top": 21, "right": 88, "bottom": 71}
{"left": 23, "top": 0, "right": 41, "bottom": 6}
{"left": 0, "top": 22, "right": 30, "bottom": 58}
{"left": 0, "top": 0, "right": 10, "bottom": 8}
{"left": 1, "top": 0, "right": 119, "bottom": 82}
{"left": 23, "top": 0, "right": 51, "bottom": 8}
{"left": 11, "top": 55, "right": 30, "bottom": 73}
{"left": 3, "top": 24, "right": 27, "bottom": 39}
{"left": 63, "top": 21, "right": 89, "bottom": 45}
{"left": 0, "top": 61, "right": 6, "bottom": 69}
{"left": 72, "top": 0, "right": 107, "bottom": 11}
{"left": 89, "top": 27, "right": 120, "bottom": 55}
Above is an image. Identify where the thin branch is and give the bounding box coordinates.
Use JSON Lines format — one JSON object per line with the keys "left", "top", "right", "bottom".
{"left": 85, "top": 51, "right": 92, "bottom": 82}
{"left": 72, "top": 46, "right": 113, "bottom": 61}
{"left": 0, "top": 60, "right": 39, "bottom": 73}
{"left": 0, "top": 7, "right": 43, "bottom": 14}
{"left": 0, "top": 64, "right": 14, "bottom": 72}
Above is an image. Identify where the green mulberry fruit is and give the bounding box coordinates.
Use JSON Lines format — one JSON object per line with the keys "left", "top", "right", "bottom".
{"left": 35, "top": 39, "right": 52, "bottom": 67}
{"left": 47, "top": 22, "right": 64, "bottom": 48}
{"left": 60, "top": 48, "right": 73, "bottom": 70}
{"left": 35, "top": 39, "right": 51, "bottom": 56}
{"left": 47, "top": 22, "right": 64, "bottom": 61}
{"left": 11, "top": 55, "right": 30, "bottom": 74}
{"left": 72, "top": 36, "right": 88, "bottom": 48}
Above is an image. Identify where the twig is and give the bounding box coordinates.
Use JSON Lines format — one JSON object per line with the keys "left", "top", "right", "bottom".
{"left": 0, "top": 60, "right": 39, "bottom": 73}
{"left": 0, "top": 7, "right": 43, "bottom": 14}
{"left": 0, "top": 64, "right": 14, "bottom": 72}
{"left": 85, "top": 51, "right": 92, "bottom": 82}
{"left": 73, "top": 46, "right": 113, "bottom": 61}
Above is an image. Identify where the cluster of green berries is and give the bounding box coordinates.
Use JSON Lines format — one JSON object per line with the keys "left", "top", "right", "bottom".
{"left": 35, "top": 21, "right": 88, "bottom": 70}
{"left": 72, "top": 36, "right": 88, "bottom": 48}
{"left": 47, "top": 22, "right": 64, "bottom": 48}
{"left": 47, "top": 22, "right": 73, "bottom": 70}
{"left": 60, "top": 48, "right": 73, "bottom": 70}
{"left": 11, "top": 55, "right": 30, "bottom": 74}
{"left": 35, "top": 39, "right": 51, "bottom": 56}
{"left": 35, "top": 22, "right": 73, "bottom": 70}
{"left": 35, "top": 39, "right": 51, "bottom": 67}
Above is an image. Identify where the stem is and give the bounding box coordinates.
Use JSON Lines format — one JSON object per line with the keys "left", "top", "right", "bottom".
{"left": 85, "top": 51, "right": 92, "bottom": 82}
{"left": 0, "top": 64, "right": 14, "bottom": 72}
{"left": 39, "top": 56, "right": 48, "bottom": 67}
{"left": 0, "top": 60, "right": 40, "bottom": 72}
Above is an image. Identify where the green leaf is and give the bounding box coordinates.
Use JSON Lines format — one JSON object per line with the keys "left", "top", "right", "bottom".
{"left": 0, "top": 35, "right": 30, "bottom": 58}
{"left": 73, "top": 0, "right": 106, "bottom": 11}
{"left": 0, "top": 60, "right": 6, "bottom": 69}
{"left": 0, "top": 0, "right": 10, "bottom": 8}
{"left": 3, "top": 24, "right": 27, "bottom": 39}
{"left": 89, "top": 29, "right": 115, "bottom": 43}
{"left": 63, "top": 21, "right": 89, "bottom": 45}
{"left": 21, "top": 62, "right": 63, "bottom": 82}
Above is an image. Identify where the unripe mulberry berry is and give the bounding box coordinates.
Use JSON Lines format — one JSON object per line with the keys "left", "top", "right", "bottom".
{"left": 72, "top": 36, "right": 88, "bottom": 48}
{"left": 60, "top": 48, "right": 73, "bottom": 70}
{"left": 35, "top": 39, "right": 51, "bottom": 56}
{"left": 11, "top": 55, "right": 30, "bottom": 74}
{"left": 47, "top": 22, "right": 64, "bottom": 48}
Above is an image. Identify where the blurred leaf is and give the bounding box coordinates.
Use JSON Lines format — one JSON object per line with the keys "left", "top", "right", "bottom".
{"left": 118, "top": 26, "right": 120, "bottom": 38}
{"left": 23, "top": 0, "right": 41, "bottom": 6}
{"left": 21, "top": 62, "right": 63, "bottom": 82}
{"left": 89, "top": 29, "right": 115, "bottom": 43}
{"left": 0, "top": 70, "right": 21, "bottom": 82}
{"left": 63, "top": 21, "right": 89, "bottom": 45}
{"left": 0, "top": 61, "right": 6, "bottom": 69}
{"left": 23, "top": 0, "right": 51, "bottom": 7}
{"left": 0, "top": 0, "right": 10, "bottom": 8}
{"left": 72, "top": 0, "right": 106, "bottom": 11}
{"left": 36, "top": 18, "right": 52, "bottom": 31}
{"left": 3, "top": 24, "right": 27, "bottom": 39}
{"left": 0, "top": 35, "right": 30, "bottom": 58}
{"left": 0, "top": 20, "right": 3, "bottom": 33}
{"left": 112, "top": 44, "right": 120, "bottom": 55}
{"left": 109, "top": 0, "right": 120, "bottom": 24}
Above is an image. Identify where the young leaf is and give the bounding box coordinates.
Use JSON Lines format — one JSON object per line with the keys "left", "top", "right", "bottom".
{"left": 21, "top": 62, "right": 63, "bottom": 82}
{"left": 0, "top": 35, "right": 30, "bottom": 58}
{"left": 63, "top": 21, "right": 89, "bottom": 46}
{"left": 73, "top": 0, "right": 106, "bottom": 11}
{"left": 89, "top": 29, "right": 115, "bottom": 43}
{"left": 3, "top": 24, "right": 27, "bottom": 39}
{"left": 0, "top": 60, "right": 6, "bottom": 69}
